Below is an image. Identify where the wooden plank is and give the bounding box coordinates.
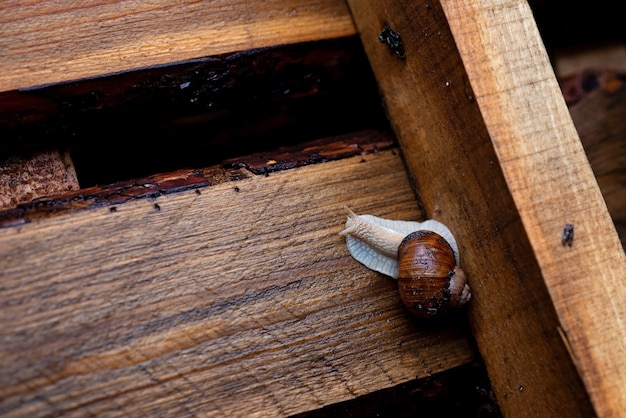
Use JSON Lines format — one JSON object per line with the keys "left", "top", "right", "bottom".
{"left": 0, "top": 150, "right": 79, "bottom": 209}
{"left": 562, "top": 70, "right": 626, "bottom": 245}
{"left": 0, "top": 145, "right": 475, "bottom": 416}
{"left": 440, "top": 2, "right": 626, "bottom": 416}
{"left": 0, "top": 0, "right": 355, "bottom": 91}
{"left": 345, "top": 0, "right": 617, "bottom": 416}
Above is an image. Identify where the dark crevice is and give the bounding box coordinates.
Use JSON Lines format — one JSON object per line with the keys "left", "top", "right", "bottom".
{"left": 0, "top": 36, "right": 390, "bottom": 187}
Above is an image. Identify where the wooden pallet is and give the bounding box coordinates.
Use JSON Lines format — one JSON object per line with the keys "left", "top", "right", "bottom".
{"left": 1, "top": 1, "right": 625, "bottom": 417}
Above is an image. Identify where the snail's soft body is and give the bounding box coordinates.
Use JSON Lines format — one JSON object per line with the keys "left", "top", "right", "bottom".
{"left": 340, "top": 207, "right": 470, "bottom": 318}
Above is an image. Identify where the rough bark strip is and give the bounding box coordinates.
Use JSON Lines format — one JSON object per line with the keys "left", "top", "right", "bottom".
{"left": 224, "top": 130, "right": 395, "bottom": 174}
{"left": 0, "top": 131, "right": 394, "bottom": 228}
{"left": 0, "top": 150, "right": 79, "bottom": 209}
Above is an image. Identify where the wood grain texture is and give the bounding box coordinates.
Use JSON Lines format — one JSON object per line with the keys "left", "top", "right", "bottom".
{"left": 441, "top": 2, "right": 626, "bottom": 416}
{"left": 0, "top": 150, "right": 79, "bottom": 209}
{"left": 0, "top": 149, "right": 475, "bottom": 417}
{"left": 0, "top": 0, "right": 356, "bottom": 91}
{"left": 346, "top": 0, "right": 604, "bottom": 416}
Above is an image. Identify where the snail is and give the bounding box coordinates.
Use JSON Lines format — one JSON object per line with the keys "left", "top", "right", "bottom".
{"left": 340, "top": 207, "right": 471, "bottom": 318}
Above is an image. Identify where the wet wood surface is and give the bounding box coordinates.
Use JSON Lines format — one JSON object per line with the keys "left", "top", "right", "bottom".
{"left": 0, "top": 135, "right": 476, "bottom": 417}
{"left": 347, "top": 0, "right": 625, "bottom": 416}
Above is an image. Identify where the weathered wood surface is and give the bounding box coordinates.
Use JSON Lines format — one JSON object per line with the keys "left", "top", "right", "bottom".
{"left": 0, "top": 0, "right": 356, "bottom": 91}
{"left": 0, "top": 150, "right": 79, "bottom": 209}
{"left": 0, "top": 142, "right": 476, "bottom": 417}
{"left": 347, "top": 0, "right": 626, "bottom": 416}
{"left": 441, "top": 2, "right": 626, "bottom": 416}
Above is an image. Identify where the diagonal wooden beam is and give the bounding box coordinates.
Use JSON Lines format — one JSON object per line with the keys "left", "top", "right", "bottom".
{"left": 347, "top": 0, "right": 626, "bottom": 416}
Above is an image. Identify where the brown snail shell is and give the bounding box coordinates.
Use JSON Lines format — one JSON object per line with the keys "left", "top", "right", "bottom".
{"left": 397, "top": 230, "right": 468, "bottom": 318}
{"left": 340, "top": 207, "right": 471, "bottom": 318}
